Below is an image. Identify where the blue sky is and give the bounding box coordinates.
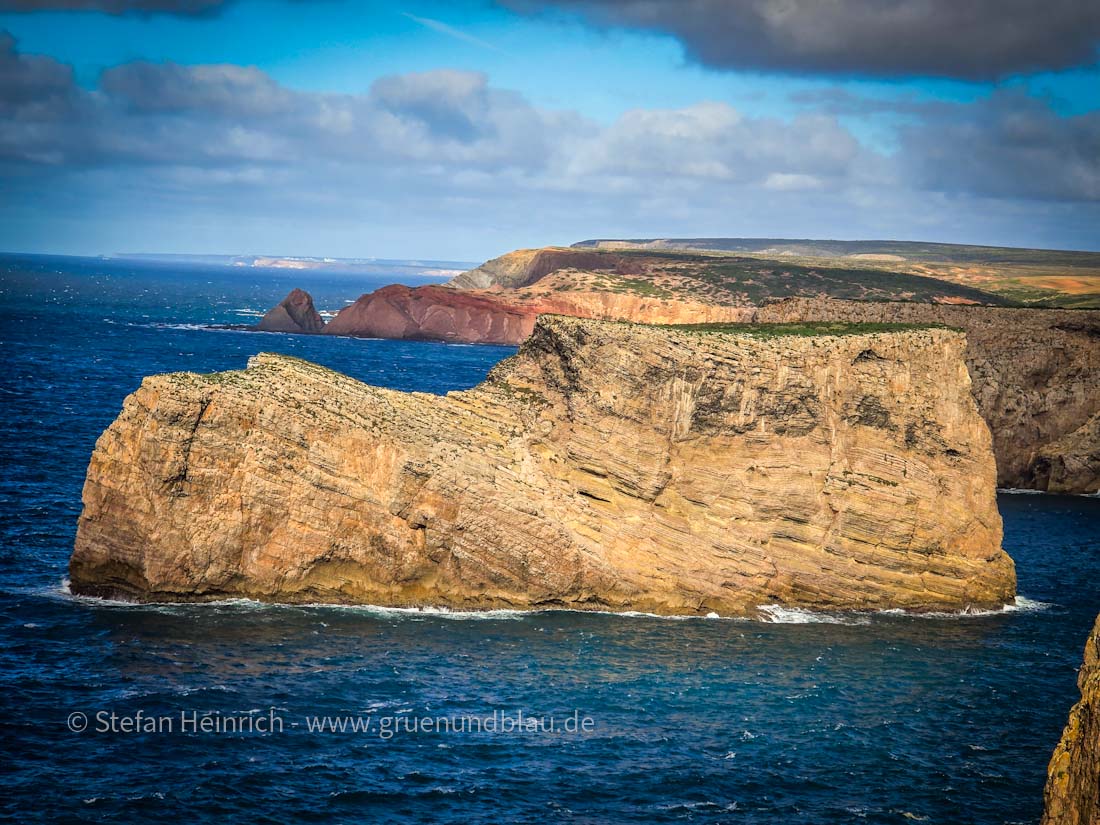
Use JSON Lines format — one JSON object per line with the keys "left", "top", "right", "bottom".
{"left": 1, "top": 0, "right": 1098, "bottom": 258}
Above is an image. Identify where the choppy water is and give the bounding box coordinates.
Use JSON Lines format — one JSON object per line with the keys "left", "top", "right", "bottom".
{"left": 1, "top": 253, "right": 1098, "bottom": 824}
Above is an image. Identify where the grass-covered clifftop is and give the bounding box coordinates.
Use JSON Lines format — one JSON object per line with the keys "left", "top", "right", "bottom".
{"left": 569, "top": 238, "right": 1100, "bottom": 309}
{"left": 455, "top": 246, "right": 1019, "bottom": 307}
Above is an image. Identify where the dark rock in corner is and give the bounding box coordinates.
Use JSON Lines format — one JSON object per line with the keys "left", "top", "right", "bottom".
{"left": 256, "top": 288, "right": 325, "bottom": 334}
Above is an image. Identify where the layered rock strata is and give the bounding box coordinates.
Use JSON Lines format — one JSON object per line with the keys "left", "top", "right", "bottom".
{"left": 70, "top": 316, "right": 1014, "bottom": 613}
{"left": 1043, "top": 613, "right": 1100, "bottom": 825}
{"left": 754, "top": 298, "right": 1100, "bottom": 492}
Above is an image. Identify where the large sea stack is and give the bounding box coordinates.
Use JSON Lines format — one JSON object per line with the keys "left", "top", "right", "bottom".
{"left": 70, "top": 316, "right": 1015, "bottom": 613}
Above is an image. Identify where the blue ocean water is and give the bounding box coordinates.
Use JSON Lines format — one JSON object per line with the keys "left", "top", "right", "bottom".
{"left": 1, "top": 253, "right": 1098, "bottom": 824}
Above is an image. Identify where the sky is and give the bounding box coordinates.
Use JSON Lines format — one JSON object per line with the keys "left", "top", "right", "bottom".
{"left": 0, "top": 0, "right": 1098, "bottom": 260}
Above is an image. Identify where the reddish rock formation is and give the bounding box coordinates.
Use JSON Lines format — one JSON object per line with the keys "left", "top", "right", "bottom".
{"left": 322, "top": 284, "right": 537, "bottom": 345}
{"left": 255, "top": 288, "right": 325, "bottom": 334}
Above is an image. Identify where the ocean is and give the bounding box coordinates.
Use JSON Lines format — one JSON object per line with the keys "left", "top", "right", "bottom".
{"left": 1, "top": 253, "right": 1097, "bottom": 824}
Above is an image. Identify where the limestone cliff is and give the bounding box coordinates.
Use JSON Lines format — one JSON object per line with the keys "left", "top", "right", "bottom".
{"left": 1031, "top": 413, "right": 1100, "bottom": 495}
{"left": 449, "top": 248, "right": 621, "bottom": 290}
{"left": 755, "top": 298, "right": 1100, "bottom": 493}
{"left": 255, "top": 288, "right": 325, "bottom": 334}
{"left": 1043, "top": 613, "right": 1100, "bottom": 825}
{"left": 70, "top": 316, "right": 1014, "bottom": 613}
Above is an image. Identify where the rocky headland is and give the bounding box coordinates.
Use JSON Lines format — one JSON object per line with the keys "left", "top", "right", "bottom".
{"left": 1043, "top": 612, "right": 1100, "bottom": 825}
{"left": 70, "top": 316, "right": 1014, "bottom": 613}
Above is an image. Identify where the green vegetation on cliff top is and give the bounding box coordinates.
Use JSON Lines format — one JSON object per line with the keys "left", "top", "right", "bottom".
{"left": 664, "top": 321, "right": 954, "bottom": 337}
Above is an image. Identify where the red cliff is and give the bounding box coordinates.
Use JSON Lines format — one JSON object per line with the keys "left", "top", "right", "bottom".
{"left": 322, "top": 284, "right": 537, "bottom": 345}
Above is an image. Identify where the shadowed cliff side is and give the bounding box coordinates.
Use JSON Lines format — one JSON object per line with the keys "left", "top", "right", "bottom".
{"left": 70, "top": 316, "right": 1014, "bottom": 613}
{"left": 1043, "top": 613, "right": 1100, "bottom": 825}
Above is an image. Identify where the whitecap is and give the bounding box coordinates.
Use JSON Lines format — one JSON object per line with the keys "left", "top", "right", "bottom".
{"left": 885, "top": 595, "right": 1055, "bottom": 619}
{"left": 756, "top": 604, "right": 871, "bottom": 625}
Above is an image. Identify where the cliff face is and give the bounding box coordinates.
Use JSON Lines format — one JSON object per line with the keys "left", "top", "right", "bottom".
{"left": 70, "top": 316, "right": 1013, "bottom": 613}
{"left": 1043, "top": 614, "right": 1100, "bottom": 825}
{"left": 756, "top": 298, "right": 1100, "bottom": 493}
{"left": 449, "top": 248, "right": 622, "bottom": 290}
{"left": 255, "top": 288, "right": 325, "bottom": 334}
{"left": 322, "top": 284, "right": 536, "bottom": 345}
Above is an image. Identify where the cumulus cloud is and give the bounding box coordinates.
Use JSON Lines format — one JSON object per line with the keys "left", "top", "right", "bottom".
{"left": 504, "top": 0, "right": 1100, "bottom": 80}
{"left": 566, "top": 102, "right": 871, "bottom": 189}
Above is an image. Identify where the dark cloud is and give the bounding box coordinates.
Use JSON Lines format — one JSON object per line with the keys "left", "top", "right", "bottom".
{"left": 504, "top": 0, "right": 1100, "bottom": 80}
{"left": 101, "top": 61, "right": 294, "bottom": 116}
{"left": 0, "top": 0, "right": 228, "bottom": 13}
{"left": 900, "top": 92, "right": 1100, "bottom": 202}
{"left": 0, "top": 30, "right": 73, "bottom": 107}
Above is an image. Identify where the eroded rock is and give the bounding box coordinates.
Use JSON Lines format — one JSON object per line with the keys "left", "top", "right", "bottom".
{"left": 70, "top": 316, "right": 1014, "bottom": 613}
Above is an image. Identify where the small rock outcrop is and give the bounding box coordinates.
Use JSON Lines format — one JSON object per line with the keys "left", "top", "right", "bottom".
{"left": 1042, "top": 613, "right": 1100, "bottom": 825}
{"left": 70, "top": 316, "right": 1014, "bottom": 613}
{"left": 255, "top": 288, "right": 325, "bottom": 334}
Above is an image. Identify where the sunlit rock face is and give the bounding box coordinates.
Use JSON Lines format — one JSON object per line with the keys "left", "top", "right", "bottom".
{"left": 70, "top": 316, "right": 1014, "bottom": 615}
{"left": 755, "top": 298, "right": 1100, "bottom": 494}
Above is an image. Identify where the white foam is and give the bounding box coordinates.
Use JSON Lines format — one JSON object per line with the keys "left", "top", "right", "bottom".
{"left": 1002, "top": 595, "right": 1053, "bottom": 612}
{"left": 54, "top": 581, "right": 1052, "bottom": 624}
{"left": 58, "top": 586, "right": 737, "bottom": 622}
{"left": 879, "top": 595, "right": 1054, "bottom": 619}
{"left": 1000, "top": 487, "right": 1100, "bottom": 498}
{"left": 756, "top": 604, "right": 871, "bottom": 625}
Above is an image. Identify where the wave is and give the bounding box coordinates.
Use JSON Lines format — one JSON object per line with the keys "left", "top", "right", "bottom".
{"left": 1000, "top": 487, "right": 1100, "bottom": 499}
{"left": 877, "top": 595, "right": 1054, "bottom": 619}
{"left": 756, "top": 604, "right": 872, "bottom": 625}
